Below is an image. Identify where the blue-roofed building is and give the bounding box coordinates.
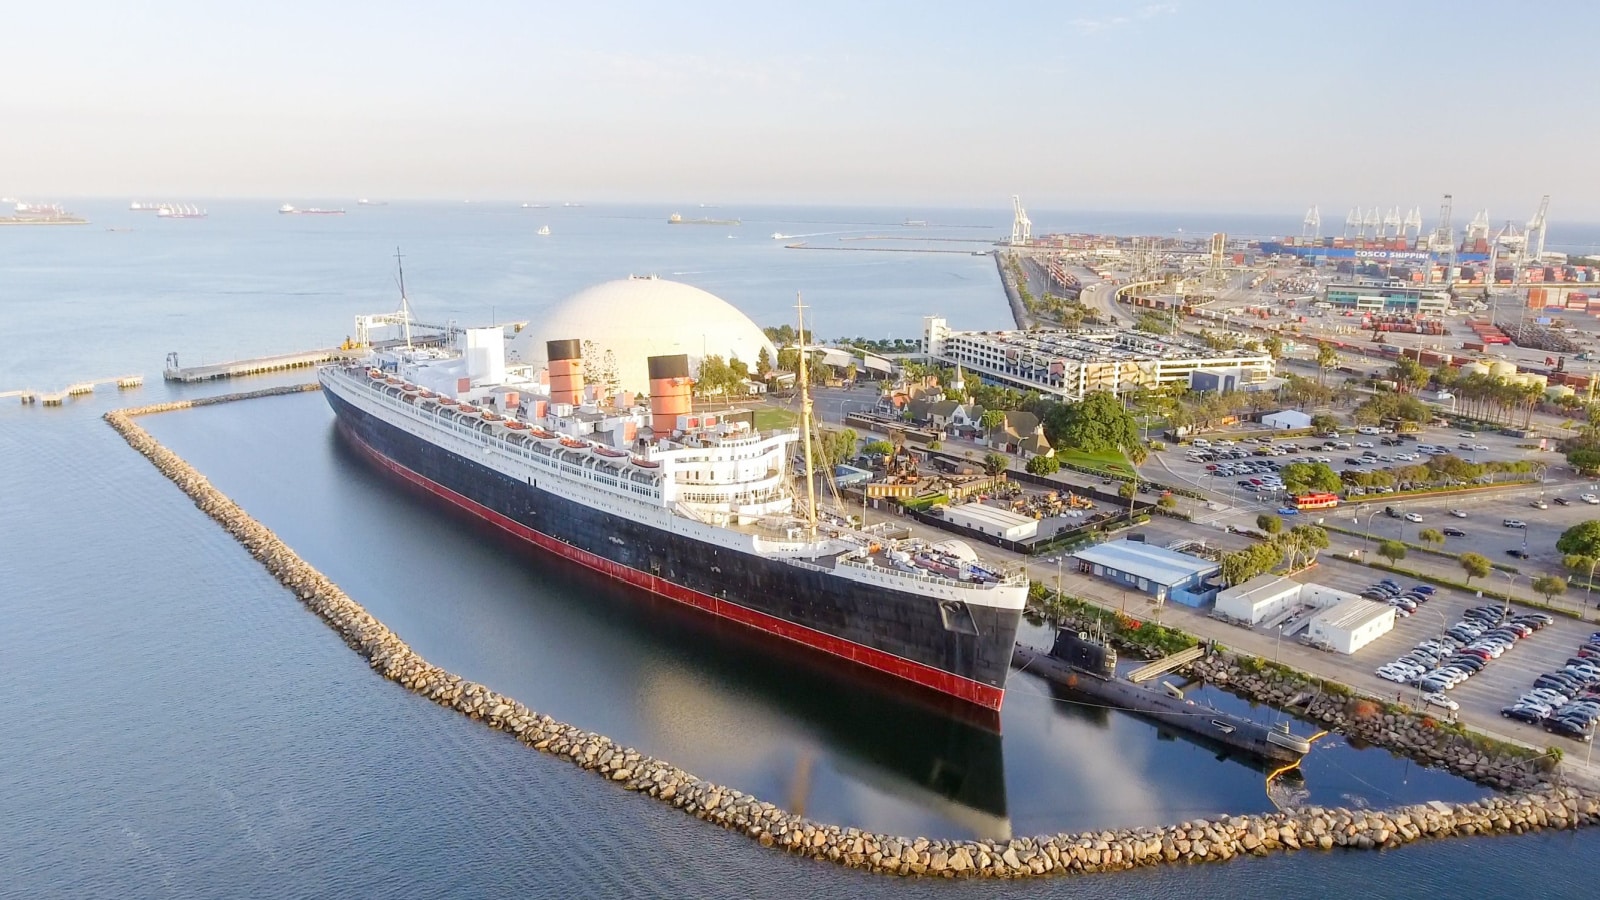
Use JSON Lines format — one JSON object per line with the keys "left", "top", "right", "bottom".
{"left": 1071, "top": 539, "right": 1221, "bottom": 607}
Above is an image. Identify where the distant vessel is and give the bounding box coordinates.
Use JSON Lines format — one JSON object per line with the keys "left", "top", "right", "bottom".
{"left": 771, "top": 232, "right": 787, "bottom": 240}
{"left": 0, "top": 201, "right": 89, "bottom": 226}
{"left": 357, "top": 199, "right": 389, "bottom": 206}
{"left": 699, "top": 203, "right": 719, "bottom": 209}
{"left": 562, "top": 202, "right": 583, "bottom": 208}
{"left": 669, "top": 213, "right": 741, "bottom": 226}
{"left": 280, "top": 204, "right": 346, "bottom": 215}
{"left": 903, "top": 219, "right": 928, "bottom": 227}
{"left": 522, "top": 203, "right": 550, "bottom": 209}
{"left": 537, "top": 225, "right": 551, "bottom": 236}
{"left": 157, "top": 204, "right": 208, "bottom": 219}
{"left": 130, "top": 201, "right": 170, "bottom": 211}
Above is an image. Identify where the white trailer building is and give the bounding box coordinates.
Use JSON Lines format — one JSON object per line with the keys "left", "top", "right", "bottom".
{"left": 941, "top": 503, "right": 1039, "bottom": 541}
{"left": 1308, "top": 598, "right": 1395, "bottom": 655}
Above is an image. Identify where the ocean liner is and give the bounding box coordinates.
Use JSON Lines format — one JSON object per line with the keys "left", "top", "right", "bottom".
{"left": 319, "top": 291, "right": 1026, "bottom": 711}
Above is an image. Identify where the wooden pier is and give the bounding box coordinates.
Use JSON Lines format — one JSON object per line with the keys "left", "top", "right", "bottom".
{"left": 163, "top": 348, "right": 354, "bottom": 383}
{"left": 3, "top": 374, "right": 144, "bottom": 406}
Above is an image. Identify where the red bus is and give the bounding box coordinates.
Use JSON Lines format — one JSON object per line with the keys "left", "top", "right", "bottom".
{"left": 1294, "top": 492, "right": 1340, "bottom": 511}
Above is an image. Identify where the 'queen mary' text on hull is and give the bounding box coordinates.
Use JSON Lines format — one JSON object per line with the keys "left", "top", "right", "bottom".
{"left": 320, "top": 296, "right": 1025, "bottom": 712}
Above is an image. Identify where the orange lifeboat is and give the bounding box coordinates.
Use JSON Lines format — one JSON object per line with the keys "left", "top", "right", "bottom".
{"left": 481, "top": 411, "right": 502, "bottom": 421}
{"left": 631, "top": 457, "right": 660, "bottom": 468}
{"left": 506, "top": 421, "right": 529, "bottom": 430}
{"left": 559, "top": 438, "right": 587, "bottom": 449}
{"left": 417, "top": 390, "right": 435, "bottom": 399}
{"left": 402, "top": 383, "right": 418, "bottom": 392}
{"left": 367, "top": 369, "right": 385, "bottom": 379}
{"left": 593, "top": 446, "right": 627, "bottom": 458}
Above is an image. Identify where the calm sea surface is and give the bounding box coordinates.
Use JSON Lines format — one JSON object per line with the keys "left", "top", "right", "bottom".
{"left": 3, "top": 201, "right": 1598, "bottom": 897}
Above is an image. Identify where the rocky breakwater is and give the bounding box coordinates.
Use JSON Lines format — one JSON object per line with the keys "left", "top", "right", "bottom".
{"left": 103, "top": 386, "right": 1600, "bottom": 879}
{"left": 1188, "top": 653, "right": 1553, "bottom": 791}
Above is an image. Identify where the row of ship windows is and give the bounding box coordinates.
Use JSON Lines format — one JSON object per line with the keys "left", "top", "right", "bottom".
{"left": 375, "top": 389, "right": 664, "bottom": 502}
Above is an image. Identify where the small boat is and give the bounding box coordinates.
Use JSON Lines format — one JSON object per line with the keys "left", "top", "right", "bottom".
{"left": 593, "top": 446, "right": 628, "bottom": 458}
{"left": 537, "top": 225, "right": 550, "bottom": 236}
{"left": 559, "top": 438, "right": 588, "bottom": 449}
{"left": 506, "top": 421, "right": 529, "bottom": 430}
{"left": 631, "top": 457, "right": 661, "bottom": 468}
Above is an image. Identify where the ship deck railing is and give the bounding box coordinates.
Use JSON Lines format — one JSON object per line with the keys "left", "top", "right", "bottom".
{"left": 837, "top": 554, "right": 1023, "bottom": 592}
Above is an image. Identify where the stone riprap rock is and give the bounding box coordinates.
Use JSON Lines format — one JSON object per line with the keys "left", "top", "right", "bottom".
{"left": 102, "top": 386, "right": 1600, "bottom": 879}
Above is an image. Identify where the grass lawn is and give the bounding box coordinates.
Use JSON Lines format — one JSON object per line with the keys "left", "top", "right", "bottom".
{"left": 754, "top": 407, "right": 799, "bottom": 431}
{"left": 1052, "top": 447, "right": 1135, "bottom": 475}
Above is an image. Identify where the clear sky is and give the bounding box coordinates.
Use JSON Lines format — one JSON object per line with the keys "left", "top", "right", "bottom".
{"left": 5, "top": 0, "right": 1597, "bottom": 216}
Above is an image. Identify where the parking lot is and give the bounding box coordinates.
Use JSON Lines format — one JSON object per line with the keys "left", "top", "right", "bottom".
{"left": 1006, "top": 511, "right": 1597, "bottom": 748}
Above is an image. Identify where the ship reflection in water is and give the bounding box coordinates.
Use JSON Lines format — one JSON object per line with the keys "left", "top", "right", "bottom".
{"left": 522, "top": 552, "right": 1013, "bottom": 841}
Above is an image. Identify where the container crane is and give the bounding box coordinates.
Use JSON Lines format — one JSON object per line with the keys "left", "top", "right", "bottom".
{"left": 1526, "top": 194, "right": 1550, "bottom": 263}
{"left": 1010, "top": 195, "right": 1032, "bottom": 246}
{"left": 1301, "top": 205, "right": 1321, "bottom": 239}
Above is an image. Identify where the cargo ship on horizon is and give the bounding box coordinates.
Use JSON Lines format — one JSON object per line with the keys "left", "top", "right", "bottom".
{"left": 319, "top": 285, "right": 1025, "bottom": 715}
{"left": 280, "top": 204, "right": 346, "bottom": 215}
{"left": 669, "top": 213, "right": 741, "bottom": 226}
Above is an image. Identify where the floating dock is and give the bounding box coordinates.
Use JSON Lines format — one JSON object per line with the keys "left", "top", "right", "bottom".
{"left": 163, "top": 349, "right": 352, "bottom": 383}
{"left": 3, "top": 374, "right": 143, "bottom": 405}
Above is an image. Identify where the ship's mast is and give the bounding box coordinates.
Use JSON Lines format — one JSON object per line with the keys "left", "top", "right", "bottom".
{"left": 796, "top": 292, "right": 818, "bottom": 535}
{"left": 395, "top": 246, "right": 414, "bottom": 349}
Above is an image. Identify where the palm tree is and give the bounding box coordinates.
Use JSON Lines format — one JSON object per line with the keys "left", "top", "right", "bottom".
{"left": 1316, "top": 342, "right": 1339, "bottom": 387}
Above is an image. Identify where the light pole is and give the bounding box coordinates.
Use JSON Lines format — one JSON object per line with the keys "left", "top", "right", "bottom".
{"left": 1502, "top": 570, "right": 1518, "bottom": 616}
{"left": 1358, "top": 508, "right": 1383, "bottom": 550}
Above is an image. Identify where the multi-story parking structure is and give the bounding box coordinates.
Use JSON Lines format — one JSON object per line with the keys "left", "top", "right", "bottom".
{"left": 923, "top": 316, "right": 1274, "bottom": 401}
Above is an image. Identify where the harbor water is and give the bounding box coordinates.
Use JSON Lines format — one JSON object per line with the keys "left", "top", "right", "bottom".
{"left": 4, "top": 201, "right": 1600, "bottom": 897}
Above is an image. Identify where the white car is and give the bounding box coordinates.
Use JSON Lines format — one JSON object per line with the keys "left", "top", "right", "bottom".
{"left": 1503, "top": 519, "right": 1527, "bottom": 528}
{"left": 1583, "top": 494, "right": 1600, "bottom": 505}
{"left": 1404, "top": 512, "right": 1423, "bottom": 523}
{"left": 1422, "top": 693, "right": 1460, "bottom": 711}
{"left": 1472, "top": 444, "right": 1489, "bottom": 452}
{"left": 1355, "top": 441, "right": 1375, "bottom": 448}
{"left": 1377, "top": 667, "right": 1413, "bottom": 684}
{"left": 1316, "top": 456, "right": 1332, "bottom": 463}
{"left": 1459, "top": 431, "right": 1476, "bottom": 438}
{"left": 1449, "top": 509, "right": 1468, "bottom": 518}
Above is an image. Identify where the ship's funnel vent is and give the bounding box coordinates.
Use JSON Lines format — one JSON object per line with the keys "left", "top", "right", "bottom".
{"left": 648, "top": 354, "right": 692, "bottom": 433}
{"left": 547, "top": 339, "right": 583, "bottom": 406}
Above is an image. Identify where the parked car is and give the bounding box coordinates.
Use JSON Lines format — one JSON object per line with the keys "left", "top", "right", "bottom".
{"left": 1530, "top": 500, "right": 1549, "bottom": 510}
{"left": 1555, "top": 497, "right": 1571, "bottom": 506}
{"left": 1508, "top": 549, "right": 1531, "bottom": 559}
{"left": 1449, "top": 509, "right": 1468, "bottom": 518}
{"left": 1503, "top": 519, "right": 1527, "bottom": 528}
{"left": 1403, "top": 512, "right": 1423, "bottom": 523}
{"left": 1582, "top": 493, "right": 1600, "bottom": 505}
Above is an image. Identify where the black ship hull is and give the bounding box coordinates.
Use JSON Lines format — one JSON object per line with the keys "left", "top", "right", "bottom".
{"left": 323, "top": 384, "right": 1021, "bottom": 711}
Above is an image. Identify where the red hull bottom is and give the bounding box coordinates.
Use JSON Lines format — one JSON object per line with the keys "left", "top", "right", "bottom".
{"left": 338, "top": 423, "right": 1006, "bottom": 712}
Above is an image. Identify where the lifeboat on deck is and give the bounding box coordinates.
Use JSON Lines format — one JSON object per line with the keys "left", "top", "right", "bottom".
{"left": 505, "top": 421, "right": 529, "bottom": 430}
{"left": 417, "top": 389, "right": 435, "bottom": 398}
{"left": 481, "top": 411, "right": 502, "bottom": 421}
{"left": 559, "top": 438, "right": 588, "bottom": 449}
{"left": 367, "top": 369, "right": 385, "bottom": 379}
{"left": 593, "top": 446, "right": 627, "bottom": 458}
{"left": 529, "top": 428, "right": 555, "bottom": 439}
{"left": 631, "top": 457, "right": 660, "bottom": 468}
{"left": 385, "top": 377, "right": 402, "bottom": 385}
{"left": 402, "top": 383, "right": 418, "bottom": 392}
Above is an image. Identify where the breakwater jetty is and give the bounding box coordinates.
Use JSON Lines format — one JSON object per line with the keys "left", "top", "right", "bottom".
{"left": 104, "top": 385, "right": 1600, "bottom": 879}
{"left": 4, "top": 374, "right": 143, "bottom": 406}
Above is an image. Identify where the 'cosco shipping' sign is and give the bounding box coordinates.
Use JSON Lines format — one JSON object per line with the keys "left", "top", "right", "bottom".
{"left": 1353, "top": 250, "right": 1432, "bottom": 261}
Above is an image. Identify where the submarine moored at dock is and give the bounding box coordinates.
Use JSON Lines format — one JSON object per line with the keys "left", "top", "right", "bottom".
{"left": 1013, "top": 630, "right": 1313, "bottom": 764}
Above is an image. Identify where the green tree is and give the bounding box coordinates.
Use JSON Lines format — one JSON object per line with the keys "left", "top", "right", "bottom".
{"left": 1256, "top": 513, "right": 1283, "bottom": 535}
{"left": 1025, "top": 455, "right": 1060, "bottom": 476}
{"left": 1377, "top": 539, "right": 1407, "bottom": 565}
{"left": 1557, "top": 521, "right": 1600, "bottom": 559}
{"left": 1316, "top": 342, "right": 1339, "bottom": 385}
{"left": 1288, "top": 524, "right": 1330, "bottom": 566}
{"left": 776, "top": 347, "right": 801, "bottom": 373}
{"left": 815, "top": 428, "right": 858, "bottom": 469}
{"left": 1263, "top": 334, "right": 1284, "bottom": 361}
{"left": 861, "top": 439, "right": 894, "bottom": 456}
{"left": 980, "top": 408, "right": 1006, "bottom": 432}
{"left": 1417, "top": 528, "right": 1445, "bottom": 549}
{"left": 1459, "top": 551, "right": 1491, "bottom": 586}
{"left": 1564, "top": 554, "right": 1599, "bottom": 595}
{"left": 1531, "top": 574, "right": 1568, "bottom": 604}
{"left": 1310, "top": 413, "right": 1341, "bottom": 434}
{"left": 1042, "top": 391, "right": 1139, "bottom": 456}
{"left": 755, "top": 346, "right": 774, "bottom": 378}
{"left": 1280, "top": 461, "right": 1343, "bottom": 495}
{"left": 981, "top": 452, "right": 1010, "bottom": 477}
{"left": 1133, "top": 311, "right": 1171, "bottom": 334}
{"left": 843, "top": 362, "right": 858, "bottom": 384}
{"left": 1157, "top": 494, "right": 1178, "bottom": 510}
{"left": 1118, "top": 480, "right": 1136, "bottom": 500}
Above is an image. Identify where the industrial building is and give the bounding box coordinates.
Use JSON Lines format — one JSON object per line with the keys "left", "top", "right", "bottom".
{"left": 1308, "top": 598, "right": 1396, "bottom": 655}
{"left": 940, "top": 503, "right": 1039, "bottom": 541}
{"left": 923, "top": 317, "right": 1274, "bottom": 401}
{"left": 1323, "top": 282, "right": 1450, "bottom": 316}
{"left": 1071, "top": 540, "right": 1220, "bottom": 607}
{"left": 1214, "top": 575, "right": 1361, "bottom": 627}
